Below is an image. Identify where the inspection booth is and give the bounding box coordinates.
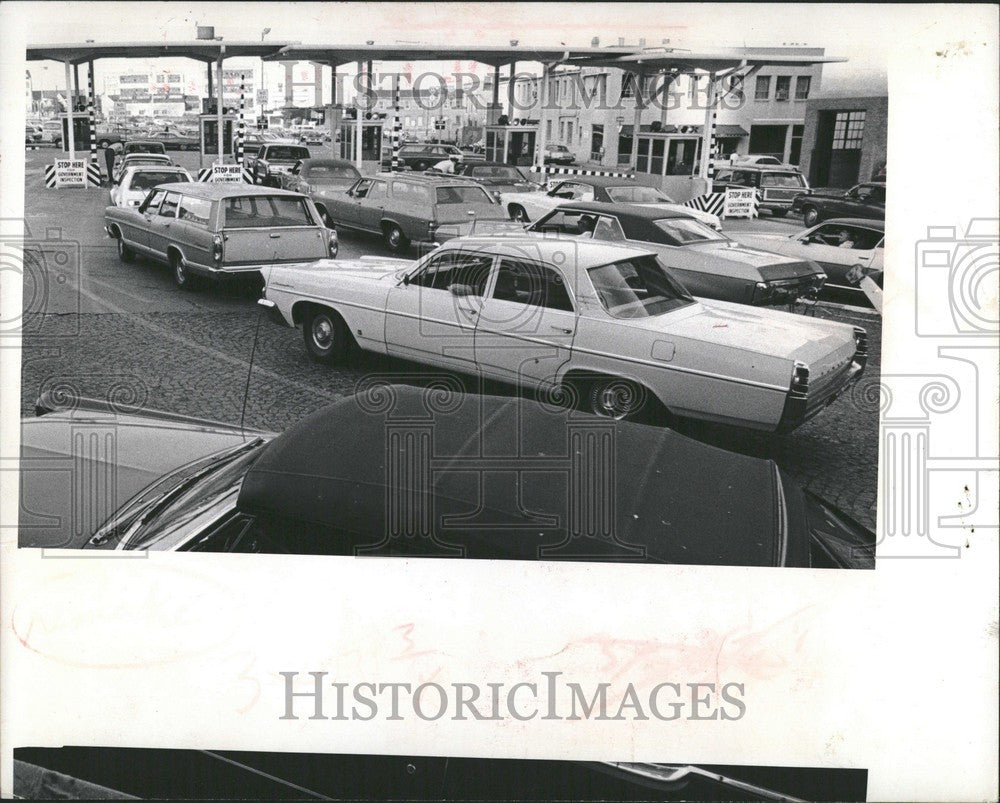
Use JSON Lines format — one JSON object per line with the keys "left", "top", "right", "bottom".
{"left": 484, "top": 122, "right": 538, "bottom": 166}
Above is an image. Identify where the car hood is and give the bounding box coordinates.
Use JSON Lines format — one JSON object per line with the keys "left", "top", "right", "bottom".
{"left": 19, "top": 406, "right": 266, "bottom": 550}
{"left": 267, "top": 257, "right": 414, "bottom": 289}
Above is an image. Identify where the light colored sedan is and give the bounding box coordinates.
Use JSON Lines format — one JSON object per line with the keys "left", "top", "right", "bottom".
{"left": 259, "top": 235, "right": 867, "bottom": 432}
{"left": 500, "top": 175, "right": 721, "bottom": 230}
{"left": 109, "top": 165, "right": 194, "bottom": 208}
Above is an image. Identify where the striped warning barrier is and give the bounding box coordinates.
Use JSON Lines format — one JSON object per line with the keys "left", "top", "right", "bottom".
{"left": 197, "top": 166, "right": 255, "bottom": 183}
{"left": 43, "top": 162, "right": 103, "bottom": 187}
{"left": 683, "top": 192, "right": 726, "bottom": 217}
{"left": 528, "top": 165, "right": 636, "bottom": 179}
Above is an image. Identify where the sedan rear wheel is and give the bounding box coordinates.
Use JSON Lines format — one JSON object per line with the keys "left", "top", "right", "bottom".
{"left": 303, "top": 306, "right": 350, "bottom": 363}
{"left": 587, "top": 378, "right": 646, "bottom": 421}
{"left": 116, "top": 236, "right": 135, "bottom": 263}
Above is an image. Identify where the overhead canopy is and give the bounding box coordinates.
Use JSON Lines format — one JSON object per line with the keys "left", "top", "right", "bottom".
{"left": 25, "top": 40, "right": 297, "bottom": 65}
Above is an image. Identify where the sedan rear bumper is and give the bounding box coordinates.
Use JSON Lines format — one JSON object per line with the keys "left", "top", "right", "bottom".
{"left": 775, "top": 358, "right": 865, "bottom": 434}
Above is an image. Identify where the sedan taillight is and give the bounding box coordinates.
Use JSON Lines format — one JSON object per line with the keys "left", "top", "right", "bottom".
{"left": 327, "top": 228, "right": 338, "bottom": 258}
{"left": 212, "top": 234, "right": 224, "bottom": 266}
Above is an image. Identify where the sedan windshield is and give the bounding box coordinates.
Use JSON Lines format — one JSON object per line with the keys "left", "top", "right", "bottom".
{"left": 606, "top": 186, "right": 674, "bottom": 203}
{"left": 587, "top": 254, "right": 693, "bottom": 318}
{"left": 650, "top": 218, "right": 728, "bottom": 246}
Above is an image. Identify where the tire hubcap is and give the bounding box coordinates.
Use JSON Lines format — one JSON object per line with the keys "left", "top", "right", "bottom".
{"left": 592, "top": 382, "right": 639, "bottom": 420}
{"left": 175, "top": 260, "right": 185, "bottom": 282}
{"left": 389, "top": 229, "right": 400, "bottom": 246}
{"left": 312, "top": 317, "right": 333, "bottom": 348}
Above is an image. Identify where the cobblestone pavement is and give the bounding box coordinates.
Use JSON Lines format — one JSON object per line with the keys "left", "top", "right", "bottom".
{"left": 15, "top": 149, "right": 882, "bottom": 529}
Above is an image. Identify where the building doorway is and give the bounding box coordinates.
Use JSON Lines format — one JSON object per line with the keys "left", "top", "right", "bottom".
{"left": 749, "top": 124, "right": 788, "bottom": 161}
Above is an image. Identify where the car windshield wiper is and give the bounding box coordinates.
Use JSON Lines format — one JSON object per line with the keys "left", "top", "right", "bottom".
{"left": 88, "top": 438, "right": 264, "bottom": 548}
{"left": 595, "top": 762, "right": 807, "bottom": 802}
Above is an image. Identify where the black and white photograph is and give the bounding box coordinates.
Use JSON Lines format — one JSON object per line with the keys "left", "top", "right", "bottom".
{"left": 0, "top": 3, "right": 997, "bottom": 801}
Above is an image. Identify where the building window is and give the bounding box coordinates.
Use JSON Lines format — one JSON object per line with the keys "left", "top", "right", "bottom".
{"left": 726, "top": 74, "right": 745, "bottom": 104}
{"left": 567, "top": 121, "right": 574, "bottom": 142}
{"left": 755, "top": 75, "right": 771, "bottom": 101}
{"left": 832, "top": 111, "right": 866, "bottom": 149}
{"left": 546, "top": 119, "right": 553, "bottom": 138}
{"left": 775, "top": 76, "right": 791, "bottom": 101}
{"left": 795, "top": 76, "right": 811, "bottom": 100}
{"left": 620, "top": 73, "right": 635, "bottom": 99}
{"left": 687, "top": 75, "right": 700, "bottom": 101}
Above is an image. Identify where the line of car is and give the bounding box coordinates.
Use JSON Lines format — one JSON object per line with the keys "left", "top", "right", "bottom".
{"left": 26, "top": 150, "right": 880, "bottom": 566}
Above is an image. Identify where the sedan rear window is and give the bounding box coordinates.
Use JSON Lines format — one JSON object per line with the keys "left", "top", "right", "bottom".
{"left": 129, "top": 171, "right": 189, "bottom": 191}
{"left": 223, "top": 196, "right": 315, "bottom": 228}
{"left": 124, "top": 142, "right": 166, "bottom": 155}
{"left": 650, "top": 218, "right": 727, "bottom": 246}
{"left": 587, "top": 254, "right": 693, "bottom": 318}
{"left": 606, "top": 185, "right": 675, "bottom": 203}
{"left": 305, "top": 164, "right": 359, "bottom": 179}
{"left": 435, "top": 186, "right": 494, "bottom": 205}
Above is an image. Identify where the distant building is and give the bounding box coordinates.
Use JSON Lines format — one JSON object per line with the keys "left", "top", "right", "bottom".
{"left": 103, "top": 68, "right": 202, "bottom": 118}
{"left": 504, "top": 46, "right": 825, "bottom": 181}
{"left": 798, "top": 95, "right": 887, "bottom": 187}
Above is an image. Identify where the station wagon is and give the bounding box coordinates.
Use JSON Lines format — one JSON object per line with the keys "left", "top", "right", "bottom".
{"left": 316, "top": 173, "right": 507, "bottom": 252}
{"left": 105, "top": 183, "right": 337, "bottom": 289}
{"left": 711, "top": 165, "right": 810, "bottom": 217}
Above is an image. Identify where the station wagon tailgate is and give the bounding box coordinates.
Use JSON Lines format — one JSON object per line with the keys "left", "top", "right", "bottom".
{"left": 223, "top": 226, "right": 329, "bottom": 264}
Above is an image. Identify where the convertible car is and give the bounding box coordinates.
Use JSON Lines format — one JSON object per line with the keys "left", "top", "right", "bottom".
{"left": 19, "top": 385, "right": 873, "bottom": 567}
{"left": 261, "top": 235, "right": 867, "bottom": 432}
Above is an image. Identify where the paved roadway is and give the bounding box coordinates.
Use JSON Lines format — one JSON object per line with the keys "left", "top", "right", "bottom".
{"left": 16, "top": 147, "right": 882, "bottom": 529}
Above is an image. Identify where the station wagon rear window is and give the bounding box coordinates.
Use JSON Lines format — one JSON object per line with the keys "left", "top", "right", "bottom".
{"left": 266, "top": 146, "right": 311, "bottom": 160}
{"left": 223, "top": 196, "right": 315, "bottom": 228}
{"left": 435, "top": 186, "right": 494, "bottom": 205}
{"left": 760, "top": 172, "right": 806, "bottom": 187}
{"left": 588, "top": 254, "right": 693, "bottom": 319}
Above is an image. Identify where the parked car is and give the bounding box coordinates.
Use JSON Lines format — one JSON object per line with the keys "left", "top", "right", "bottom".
{"left": 120, "top": 139, "right": 168, "bottom": 157}
{"left": 733, "top": 218, "right": 884, "bottom": 305}
{"left": 260, "top": 234, "right": 867, "bottom": 433}
{"left": 111, "top": 152, "right": 173, "bottom": 184}
{"left": 791, "top": 181, "right": 885, "bottom": 226}
{"left": 39, "top": 120, "right": 63, "bottom": 145}
{"left": 104, "top": 183, "right": 337, "bottom": 289}
{"left": 146, "top": 130, "right": 200, "bottom": 151}
{"left": 93, "top": 128, "right": 125, "bottom": 149}
{"left": 540, "top": 144, "right": 576, "bottom": 165}
{"left": 21, "top": 385, "right": 873, "bottom": 568}
{"left": 500, "top": 175, "right": 721, "bottom": 230}
{"left": 299, "top": 129, "right": 330, "bottom": 146}
{"left": 25, "top": 124, "right": 42, "bottom": 143}
{"left": 383, "top": 143, "right": 464, "bottom": 171}
{"left": 454, "top": 161, "right": 543, "bottom": 195}
{"left": 726, "top": 154, "right": 787, "bottom": 166}
{"left": 109, "top": 164, "right": 194, "bottom": 208}
{"left": 246, "top": 143, "right": 312, "bottom": 186}
{"left": 278, "top": 158, "right": 361, "bottom": 200}
{"left": 316, "top": 172, "right": 507, "bottom": 252}
{"left": 528, "top": 203, "right": 827, "bottom": 306}
{"left": 711, "top": 165, "right": 810, "bottom": 218}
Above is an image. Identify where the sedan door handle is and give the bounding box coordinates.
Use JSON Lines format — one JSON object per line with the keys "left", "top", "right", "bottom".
{"left": 269, "top": 233, "right": 281, "bottom": 238}
{"left": 550, "top": 325, "right": 573, "bottom": 334}
{"left": 458, "top": 306, "right": 478, "bottom": 318}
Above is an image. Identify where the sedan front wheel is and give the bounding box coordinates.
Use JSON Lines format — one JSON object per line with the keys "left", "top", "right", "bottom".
{"left": 303, "top": 306, "right": 350, "bottom": 363}
{"left": 802, "top": 206, "right": 820, "bottom": 227}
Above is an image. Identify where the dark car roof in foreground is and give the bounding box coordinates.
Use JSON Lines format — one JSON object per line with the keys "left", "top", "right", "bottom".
{"left": 237, "top": 386, "right": 793, "bottom": 566}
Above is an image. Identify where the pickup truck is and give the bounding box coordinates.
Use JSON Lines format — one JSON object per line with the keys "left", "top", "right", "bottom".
{"left": 104, "top": 183, "right": 337, "bottom": 290}
{"left": 245, "top": 143, "right": 312, "bottom": 187}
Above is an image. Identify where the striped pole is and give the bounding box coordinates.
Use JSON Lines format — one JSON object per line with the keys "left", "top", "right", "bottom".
{"left": 391, "top": 72, "right": 401, "bottom": 171}
{"left": 87, "top": 60, "right": 97, "bottom": 168}
{"left": 236, "top": 73, "right": 246, "bottom": 167}
{"left": 707, "top": 92, "right": 718, "bottom": 181}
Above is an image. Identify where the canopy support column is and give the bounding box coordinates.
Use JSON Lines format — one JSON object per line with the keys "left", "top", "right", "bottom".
{"left": 64, "top": 61, "right": 75, "bottom": 158}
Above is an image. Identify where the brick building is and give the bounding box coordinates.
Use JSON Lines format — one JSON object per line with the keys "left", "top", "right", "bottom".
{"left": 798, "top": 94, "right": 888, "bottom": 187}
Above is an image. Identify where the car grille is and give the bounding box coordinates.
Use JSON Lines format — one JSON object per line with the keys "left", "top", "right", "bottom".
{"left": 763, "top": 188, "right": 802, "bottom": 201}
